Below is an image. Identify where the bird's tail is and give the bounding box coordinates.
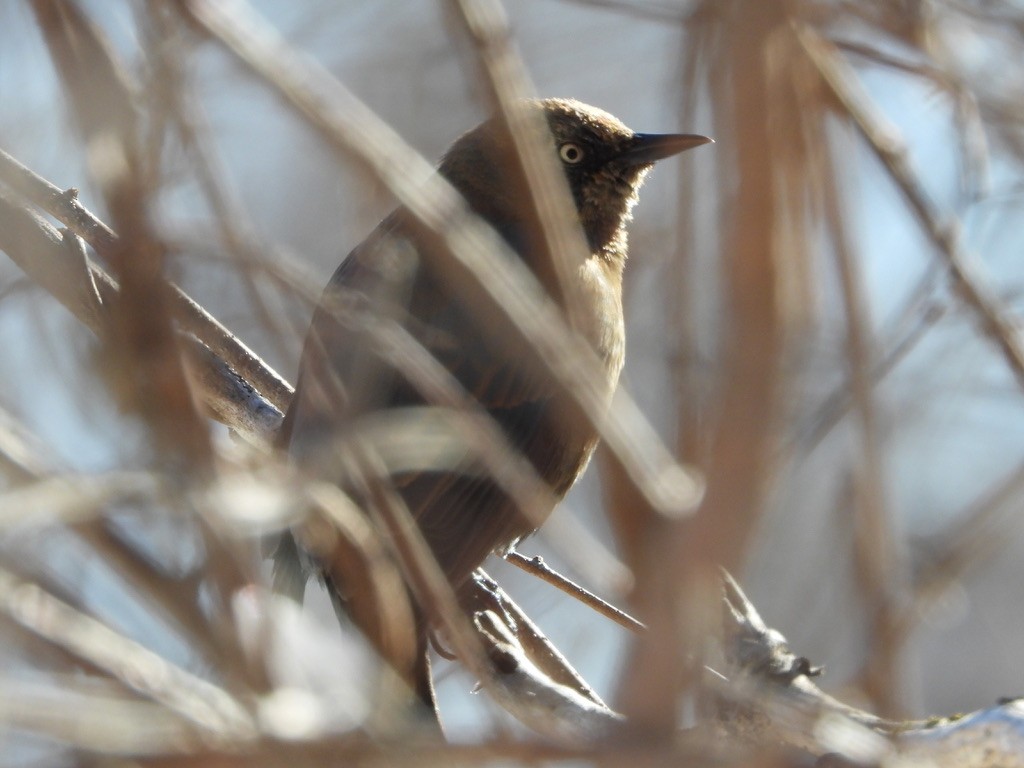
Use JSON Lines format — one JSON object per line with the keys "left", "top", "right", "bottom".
{"left": 270, "top": 526, "right": 440, "bottom": 725}
{"left": 324, "top": 573, "right": 441, "bottom": 726}
{"left": 270, "top": 530, "right": 308, "bottom": 604}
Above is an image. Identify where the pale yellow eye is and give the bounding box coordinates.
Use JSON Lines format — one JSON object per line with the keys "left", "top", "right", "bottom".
{"left": 559, "top": 143, "right": 584, "bottom": 164}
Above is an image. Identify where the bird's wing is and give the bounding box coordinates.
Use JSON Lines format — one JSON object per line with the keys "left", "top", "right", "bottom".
{"left": 286, "top": 213, "right": 554, "bottom": 449}
{"left": 280, "top": 213, "right": 579, "bottom": 586}
{"left": 280, "top": 217, "right": 417, "bottom": 458}
{"left": 270, "top": 530, "right": 307, "bottom": 603}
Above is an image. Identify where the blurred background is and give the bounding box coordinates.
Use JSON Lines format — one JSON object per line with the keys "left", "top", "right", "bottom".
{"left": 2, "top": 0, "right": 1024, "bottom": 763}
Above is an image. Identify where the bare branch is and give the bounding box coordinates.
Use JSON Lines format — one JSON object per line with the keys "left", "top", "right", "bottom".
{"left": 0, "top": 147, "right": 293, "bottom": 414}
{"left": 797, "top": 23, "right": 1024, "bottom": 394}
{"left": 0, "top": 191, "right": 283, "bottom": 444}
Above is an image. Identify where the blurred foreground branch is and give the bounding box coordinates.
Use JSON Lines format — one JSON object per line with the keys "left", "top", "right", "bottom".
{"left": 0, "top": 183, "right": 284, "bottom": 445}
{"left": 3, "top": 1, "right": 1024, "bottom": 765}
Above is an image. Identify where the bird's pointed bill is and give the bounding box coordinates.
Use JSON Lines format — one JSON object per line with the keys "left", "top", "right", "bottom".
{"left": 621, "top": 133, "right": 713, "bottom": 166}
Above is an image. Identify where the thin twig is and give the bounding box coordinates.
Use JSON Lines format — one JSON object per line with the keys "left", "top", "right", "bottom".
{"left": 799, "top": 294, "right": 944, "bottom": 453}
{"left": 504, "top": 550, "right": 645, "bottom": 634}
{"left": 556, "top": 0, "right": 685, "bottom": 23}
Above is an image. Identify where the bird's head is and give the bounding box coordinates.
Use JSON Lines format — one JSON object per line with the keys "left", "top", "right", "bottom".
{"left": 440, "top": 98, "right": 711, "bottom": 256}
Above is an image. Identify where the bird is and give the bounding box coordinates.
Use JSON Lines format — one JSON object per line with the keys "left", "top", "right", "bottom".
{"left": 273, "top": 97, "right": 710, "bottom": 713}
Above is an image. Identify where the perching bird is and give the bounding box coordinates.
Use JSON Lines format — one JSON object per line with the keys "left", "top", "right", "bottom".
{"left": 273, "top": 98, "right": 710, "bottom": 709}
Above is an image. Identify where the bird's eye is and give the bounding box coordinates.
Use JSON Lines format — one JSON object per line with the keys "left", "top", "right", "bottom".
{"left": 559, "top": 143, "right": 584, "bottom": 164}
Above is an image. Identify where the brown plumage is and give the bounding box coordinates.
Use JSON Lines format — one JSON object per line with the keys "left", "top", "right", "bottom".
{"left": 273, "top": 98, "right": 709, "bottom": 709}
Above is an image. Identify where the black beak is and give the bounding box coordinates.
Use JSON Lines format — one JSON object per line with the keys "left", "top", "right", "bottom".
{"left": 620, "top": 133, "right": 713, "bottom": 167}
